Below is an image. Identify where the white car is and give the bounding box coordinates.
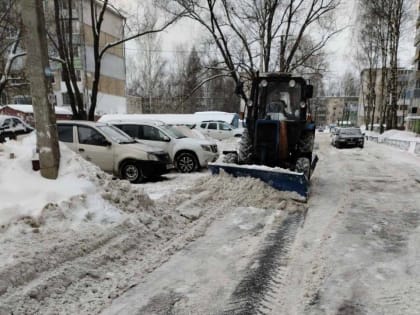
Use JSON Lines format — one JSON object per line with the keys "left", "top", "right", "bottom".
{"left": 102, "top": 120, "right": 219, "bottom": 173}
{"left": 57, "top": 121, "right": 172, "bottom": 183}
{"left": 195, "top": 120, "right": 243, "bottom": 140}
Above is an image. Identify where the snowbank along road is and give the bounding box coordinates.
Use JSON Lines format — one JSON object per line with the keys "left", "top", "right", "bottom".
{"left": 1, "top": 133, "right": 420, "bottom": 314}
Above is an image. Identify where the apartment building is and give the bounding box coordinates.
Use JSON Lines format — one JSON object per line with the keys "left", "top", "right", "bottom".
{"left": 358, "top": 68, "right": 411, "bottom": 128}
{"left": 406, "top": 0, "right": 420, "bottom": 133}
{"left": 50, "top": 0, "right": 127, "bottom": 115}
{"left": 314, "top": 96, "right": 359, "bottom": 127}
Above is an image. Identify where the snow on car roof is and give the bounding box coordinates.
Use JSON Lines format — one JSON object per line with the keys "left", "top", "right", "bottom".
{"left": 4, "top": 104, "right": 72, "bottom": 115}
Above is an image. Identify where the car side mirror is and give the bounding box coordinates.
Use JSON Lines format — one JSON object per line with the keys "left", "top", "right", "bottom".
{"left": 103, "top": 139, "right": 112, "bottom": 146}
{"left": 163, "top": 135, "right": 170, "bottom": 142}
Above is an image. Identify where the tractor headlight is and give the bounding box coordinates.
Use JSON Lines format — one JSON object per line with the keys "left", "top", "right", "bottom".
{"left": 259, "top": 79, "right": 268, "bottom": 87}
{"left": 289, "top": 79, "right": 296, "bottom": 87}
{"left": 300, "top": 102, "right": 306, "bottom": 109}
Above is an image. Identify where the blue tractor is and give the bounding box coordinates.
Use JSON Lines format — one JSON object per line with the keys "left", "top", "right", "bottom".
{"left": 209, "top": 73, "right": 318, "bottom": 200}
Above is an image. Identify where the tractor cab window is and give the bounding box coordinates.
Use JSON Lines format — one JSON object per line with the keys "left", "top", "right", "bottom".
{"left": 262, "top": 81, "right": 302, "bottom": 120}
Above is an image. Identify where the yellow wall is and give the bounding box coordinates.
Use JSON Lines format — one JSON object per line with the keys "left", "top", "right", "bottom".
{"left": 86, "top": 74, "right": 125, "bottom": 96}
{"left": 82, "top": 24, "right": 124, "bottom": 58}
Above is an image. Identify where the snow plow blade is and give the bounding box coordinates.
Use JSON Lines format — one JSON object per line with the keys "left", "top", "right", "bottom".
{"left": 208, "top": 163, "right": 309, "bottom": 200}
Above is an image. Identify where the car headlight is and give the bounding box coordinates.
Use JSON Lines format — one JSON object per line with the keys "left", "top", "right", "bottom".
{"left": 147, "top": 153, "right": 159, "bottom": 161}
{"left": 201, "top": 144, "right": 211, "bottom": 152}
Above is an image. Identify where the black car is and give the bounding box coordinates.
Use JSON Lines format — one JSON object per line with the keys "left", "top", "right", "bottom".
{"left": 0, "top": 115, "right": 34, "bottom": 143}
{"left": 331, "top": 127, "right": 364, "bottom": 148}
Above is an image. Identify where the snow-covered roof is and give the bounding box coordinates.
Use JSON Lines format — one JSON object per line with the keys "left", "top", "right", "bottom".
{"left": 4, "top": 104, "right": 72, "bottom": 115}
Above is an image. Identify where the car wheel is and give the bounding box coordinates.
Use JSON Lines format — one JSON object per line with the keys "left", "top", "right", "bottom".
{"left": 121, "top": 161, "right": 144, "bottom": 183}
{"left": 295, "top": 157, "right": 311, "bottom": 180}
{"left": 176, "top": 152, "right": 198, "bottom": 173}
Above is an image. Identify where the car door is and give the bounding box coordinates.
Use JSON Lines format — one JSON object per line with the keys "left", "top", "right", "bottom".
{"left": 217, "top": 122, "right": 234, "bottom": 140}
{"left": 198, "top": 122, "right": 210, "bottom": 137}
{"left": 76, "top": 125, "right": 114, "bottom": 172}
{"left": 206, "top": 122, "right": 219, "bottom": 139}
{"left": 57, "top": 124, "right": 78, "bottom": 152}
{"left": 136, "top": 124, "right": 170, "bottom": 152}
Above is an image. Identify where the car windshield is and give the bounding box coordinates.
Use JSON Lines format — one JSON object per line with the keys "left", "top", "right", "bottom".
{"left": 97, "top": 125, "right": 136, "bottom": 144}
{"left": 340, "top": 128, "right": 362, "bottom": 135}
{"left": 161, "top": 125, "right": 186, "bottom": 139}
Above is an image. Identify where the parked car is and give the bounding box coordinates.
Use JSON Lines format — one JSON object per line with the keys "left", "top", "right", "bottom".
{"left": 194, "top": 120, "right": 243, "bottom": 140}
{"left": 57, "top": 121, "right": 172, "bottom": 183}
{"left": 0, "top": 115, "right": 33, "bottom": 143}
{"left": 331, "top": 127, "right": 365, "bottom": 148}
{"left": 104, "top": 120, "right": 219, "bottom": 173}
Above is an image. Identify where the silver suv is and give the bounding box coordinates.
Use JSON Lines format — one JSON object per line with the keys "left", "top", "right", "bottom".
{"left": 102, "top": 120, "right": 219, "bottom": 173}
{"left": 57, "top": 121, "right": 172, "bottom": 183}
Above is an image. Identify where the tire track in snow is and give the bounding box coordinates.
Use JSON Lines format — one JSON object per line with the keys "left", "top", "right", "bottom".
{"left": 221, "top": 211, "right": 305, "bottom": 315}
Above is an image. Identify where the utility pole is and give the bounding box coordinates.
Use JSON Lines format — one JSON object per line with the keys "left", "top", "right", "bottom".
{"left": 21, "top": 0, "right": 60, "bottom": 179}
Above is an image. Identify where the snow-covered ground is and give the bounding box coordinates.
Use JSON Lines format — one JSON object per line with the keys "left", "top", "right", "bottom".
{"left": 1, "top": 132, "right": 420, "bottom": 314}
{"left": 0, "top": 134, "right": 303, "bottom": 314}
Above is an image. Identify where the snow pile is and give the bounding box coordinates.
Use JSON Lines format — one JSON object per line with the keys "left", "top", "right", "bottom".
{"left": 163, "top": 171, "right": 306, "bottom": 215}
{"left": 364, "top": 128, "right": 420, "bottom": 142}
{"left": 197, "top": 171, "right": 306, "bottom": 208}
{"left": 0, "top": 134, "right": 165, "bottom": 228}
{"left": 0, "top": 135, "right": 102, "bottom": 226}
{"left": 0, "top": 135, "right": 189, "bottom": 314}
{"left": 379, "top": 129, "right": 420, "bottom": 142}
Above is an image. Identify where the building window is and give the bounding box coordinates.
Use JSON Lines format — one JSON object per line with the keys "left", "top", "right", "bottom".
{"left": 13, "top": 95, "right": 32, "bottom": 104}
{"left": 62, "top": 92, "right": 70, "bottom": 105}
{"left": 72, "top": 45, "right": 80, "bottom": 58}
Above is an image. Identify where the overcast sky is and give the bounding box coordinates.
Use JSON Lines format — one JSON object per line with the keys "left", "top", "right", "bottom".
{"left": 120, "top": 0, "right": 417, "bottom": 80}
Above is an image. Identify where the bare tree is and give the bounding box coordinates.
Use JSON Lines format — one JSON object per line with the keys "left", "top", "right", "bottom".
{"left": 166, "top": 0, "right": 341, "bottom": 105}
{"left": 127, "top": 3, "right": 168, "bottom": 114}
{"left": 0, "top": 0, "right": 26, "bottom": 100}
{"left": 356, "top": 0, "right": 411, "bottom": 131}
{"left": 354, "top": 6, "right": 380, "bottom": 130}
{"left": 341, "top": 71, "right": 359, "bottom": 96}
{"left": 46, "top": 0, "right": 86, "bottom": 119}
{"left": 86, "top": 0, "right": 183, "bottom": 120}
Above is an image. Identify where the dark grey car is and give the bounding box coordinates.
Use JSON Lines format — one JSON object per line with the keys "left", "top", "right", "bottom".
{"left": 0, "top": 115, "right": 34, "bottom": 143}
{"left": 331, "top": 127, "right": 364, "bottom": 148}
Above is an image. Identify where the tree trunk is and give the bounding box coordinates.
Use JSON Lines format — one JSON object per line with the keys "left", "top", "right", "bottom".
{"left": 21, "top": 0, "right": 60, "bottom": 179}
